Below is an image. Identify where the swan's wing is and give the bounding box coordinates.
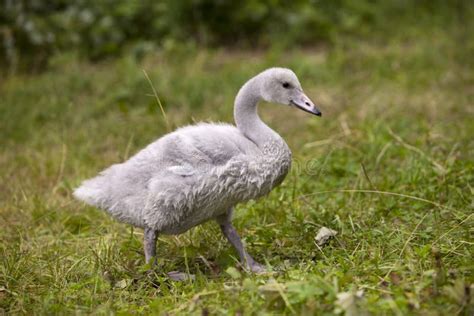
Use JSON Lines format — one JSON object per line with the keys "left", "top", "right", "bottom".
{"left": 142, "top": 164, "right": 210, "bottom": 232}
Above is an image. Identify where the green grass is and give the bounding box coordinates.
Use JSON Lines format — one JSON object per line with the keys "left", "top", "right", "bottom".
{"left": 1, "top": 22, "right": 473, "bottom": 315}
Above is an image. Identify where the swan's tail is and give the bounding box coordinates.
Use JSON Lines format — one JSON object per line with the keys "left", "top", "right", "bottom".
{"left": 73, "top": 177, "right": 108, "bottom": 208}
{"left": 73, "top": 167, "right": 147, "bottom": 228}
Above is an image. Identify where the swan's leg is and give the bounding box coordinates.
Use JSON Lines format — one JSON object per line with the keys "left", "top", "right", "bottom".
{"left": 144, "top": 227, "right": 158, "bottom": 265}
{"left": 216, "top": 209, "right": 266, "bottom": 273}
{"left": 144, "top": 227, "right": 194, "bottom": 281}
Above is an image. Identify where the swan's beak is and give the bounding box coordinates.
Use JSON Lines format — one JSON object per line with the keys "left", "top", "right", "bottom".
{"left": 290, "top": 92, "right": 322, "bottom": 117}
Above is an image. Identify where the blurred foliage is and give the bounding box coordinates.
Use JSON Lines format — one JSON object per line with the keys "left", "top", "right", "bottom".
{"left": 0, "top": 0, "right": 469, "bottom": 72}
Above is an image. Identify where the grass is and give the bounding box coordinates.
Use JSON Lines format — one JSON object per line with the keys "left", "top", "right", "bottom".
{"left": 1, "top": 20, "right": 473, "bottom": 315}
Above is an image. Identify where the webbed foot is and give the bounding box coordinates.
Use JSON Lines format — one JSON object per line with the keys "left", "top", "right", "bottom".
{"left": 247, "top": 262, "right": 267, "bottom": 274}
{"left": 167, "top": 271, "right": 195, "bottom": 281}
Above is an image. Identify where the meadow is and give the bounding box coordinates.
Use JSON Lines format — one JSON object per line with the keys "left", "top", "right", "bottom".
{"left": 1, "top": 16, "right": 473, "bottom": 315}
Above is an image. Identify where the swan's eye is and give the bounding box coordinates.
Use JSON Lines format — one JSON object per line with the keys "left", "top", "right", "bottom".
{"left": 282, "top": 82, "right": 291, "bottom": 89}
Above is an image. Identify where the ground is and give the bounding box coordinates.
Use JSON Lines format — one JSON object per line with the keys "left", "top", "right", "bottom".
{"left": 0, "top": 23, "right": 473, "bottom": 315}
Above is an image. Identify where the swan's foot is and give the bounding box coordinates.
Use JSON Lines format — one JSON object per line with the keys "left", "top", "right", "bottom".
{"left": 246, "top": 261, "right": 267, "bottom": 274}
{"left": 167, "top": 271, "right": 195, "bottom": 281}
{"left": 217, "top": 209, "right": 267, "bottom": 275}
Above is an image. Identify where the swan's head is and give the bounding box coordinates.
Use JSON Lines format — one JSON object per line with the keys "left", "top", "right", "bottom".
{"left": 259, "top": 68, "right": 321, "bottom": 116}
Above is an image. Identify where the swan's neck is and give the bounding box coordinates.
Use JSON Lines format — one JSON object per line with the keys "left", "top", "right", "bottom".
{"left": 234, "top": 76, "right": 281, "bottom": 147}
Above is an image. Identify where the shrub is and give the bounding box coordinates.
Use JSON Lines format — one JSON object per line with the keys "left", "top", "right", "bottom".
{"left": 0, "top": 0, "right": 468, "bottom": 72}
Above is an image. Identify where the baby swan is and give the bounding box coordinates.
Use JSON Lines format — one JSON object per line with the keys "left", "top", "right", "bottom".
{"left": 74, "top": 68, "right": 321, "bottom": 278}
